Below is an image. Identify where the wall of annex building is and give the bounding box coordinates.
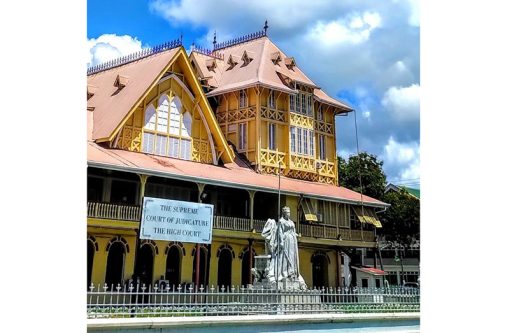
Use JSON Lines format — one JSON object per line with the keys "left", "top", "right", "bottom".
{"left": 116, "top": 59, "right": 216, "bottom": 164}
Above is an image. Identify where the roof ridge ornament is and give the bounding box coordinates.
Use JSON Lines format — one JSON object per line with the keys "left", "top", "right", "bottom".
{"left": 191, "top": 43, "right": 224, "bottom": 60}
{"left": 87, "top": 38, "right": 183, "bottom": 75}
{"left": 213, "top": 27, "right": 267, "bottom": 51}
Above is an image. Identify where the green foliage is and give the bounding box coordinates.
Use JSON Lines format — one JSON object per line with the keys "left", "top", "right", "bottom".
{"left": 379, "top": 189, "right": 420, "bottom": 246}
{"left": 338, "top": 152, "right": 387, "bottom": 200}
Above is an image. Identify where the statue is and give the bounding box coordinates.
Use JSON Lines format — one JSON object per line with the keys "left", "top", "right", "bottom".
{"left": 262, "top": 206, "right": 307, "bottom": 289}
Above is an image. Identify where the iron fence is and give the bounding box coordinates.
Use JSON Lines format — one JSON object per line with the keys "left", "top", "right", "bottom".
{"left": 87, "top": 283, "right": 419, "bottom": 318}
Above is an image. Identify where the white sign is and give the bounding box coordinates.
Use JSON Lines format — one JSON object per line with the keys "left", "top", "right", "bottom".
{"left": 140, "top": 197, "right": 213, "bottom": 244}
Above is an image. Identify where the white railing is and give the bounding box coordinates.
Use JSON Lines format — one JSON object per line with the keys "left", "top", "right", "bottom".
{"left": 87, "top": 283, "right": 420, "bottom": 318}
{"left": 87, "top": 202, "right": 141, "bottom": 221}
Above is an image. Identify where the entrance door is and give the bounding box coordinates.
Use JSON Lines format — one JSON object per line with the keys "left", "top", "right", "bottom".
{"left": 87, "top": 240, "right": 95, "bottom": 288}
{"left": 135, "top": 245, "right": 154, "bottom": 286}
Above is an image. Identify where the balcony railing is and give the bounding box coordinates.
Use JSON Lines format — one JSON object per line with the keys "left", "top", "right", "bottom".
{"left": 87, "top": 202, "right": 141, "bottom": 222}
{"left": 260, "top": 149, "right": 286, "bottom": 169}
{"left": 298, "top": 224, "right": 375, "bottom": 242}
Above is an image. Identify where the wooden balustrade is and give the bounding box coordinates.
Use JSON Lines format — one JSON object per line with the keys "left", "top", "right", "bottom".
{"left": 87, "top": 202, "right": 141, "bottom": 221}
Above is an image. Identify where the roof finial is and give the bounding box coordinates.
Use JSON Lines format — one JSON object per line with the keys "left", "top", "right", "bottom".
{"left": 180, "top": 34, "right": 183, "bottom": 42}
{"left": 213, "top": 31, "right": 217, "bottom": 49}
{"left": 264, "top": 20, "right": 269, "bottom": 34}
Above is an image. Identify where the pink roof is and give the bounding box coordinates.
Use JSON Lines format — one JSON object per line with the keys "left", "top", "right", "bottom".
{"left": 190, "top": 37, "right": 352, "bottom": 112}
{"left": 87, "top": 48, "right": 179, "bottom": 140}
{"left": 352, "top": 266, "right": 388, "bottom": 276}
{"left": 88, "top": 142, "right": 387, "bottom": 207}
{"left": 314, "top": 88, "right": 352, "bottom": 112}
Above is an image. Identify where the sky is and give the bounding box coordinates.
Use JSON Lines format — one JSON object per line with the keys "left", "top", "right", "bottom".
{"left": 87, "top": 0, "right": 420, "bottom": 188}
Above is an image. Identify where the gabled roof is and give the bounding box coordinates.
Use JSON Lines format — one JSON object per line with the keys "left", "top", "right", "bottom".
{"left": 87, "top": 47, "right": 179, "bottom": 141}
{"left": 190, "top": 36, "right": 352, "bottom": 112}
{"left": 87, "top": 44, "right": 235, "bottom": 163}
{"left": 88, "top": 141, "right": 389, "bottom": 208}
{"left": 385, "top": 183, "right": 420, "bottom": 200}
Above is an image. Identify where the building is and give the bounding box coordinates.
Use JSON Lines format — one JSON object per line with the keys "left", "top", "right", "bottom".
{"left": 87, "top": 28, "right": 389, "bottom": 290}
{"left": 362, "top": 183, "right": 420, "bottom": 286}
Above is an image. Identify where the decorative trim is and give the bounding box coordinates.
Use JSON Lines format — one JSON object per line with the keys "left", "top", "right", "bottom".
{"left": 217, "top": 244, "right": 235, "bottom": 259}
{"left": 87, "top": 38, "right": 183, "bottom": 75}
{"left": 191, "top": 44, "right": 224, "bottom": 60}
{"left": 214, "top": 30, "right": 266, "bottom": 50}
{"left": 140, "top": 239, "right": 159, "bottom": 255}
{"left": 238, "top": 246, "right": 257, "bottom": 260}
{"left": 87, "top": 235, "right": 99, "bottom": 252}
{"left": 105, "top": 236, "right": 129, "bottom": 253}
{"left": 165, "top": 242, "right": 186, "bottom": 256}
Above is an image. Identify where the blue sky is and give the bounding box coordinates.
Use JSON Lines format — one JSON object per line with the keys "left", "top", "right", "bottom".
{"left": 88, "top": 0, "right": 420, "bottom": 188}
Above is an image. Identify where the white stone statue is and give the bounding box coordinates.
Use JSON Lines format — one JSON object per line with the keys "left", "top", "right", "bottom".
{"left": 262, "top": 206, "right": 307, "bottom": 289}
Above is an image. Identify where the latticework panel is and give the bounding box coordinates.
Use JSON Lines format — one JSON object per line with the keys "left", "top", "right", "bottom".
{"left": 316, "top": 121, "right": 333, "bottom": 135}
{"left": 316, "top": 160, "right": 335, "bottom": 177}
{"left": 218, "top": 107, "right": 256, "bottom": 124}
{"left": 260, "top": 106, "right": 286, "bottom": 122}
{"left": 260, "top": 149, "right": 286, "bottom": 168}
{"left": 286, "top": 169, "right": 318, "bottom": 182}
{"left": 290, "top": 113, "right": 314, "bottom": 129}
{"left": 289, "top": 154, "right": 316, "bottom": 172}
{"left": 117, "top": 125, "right": 142, "bottom": 152}
{"left": 191, "top": 139, "right": 213, "bottom": 164}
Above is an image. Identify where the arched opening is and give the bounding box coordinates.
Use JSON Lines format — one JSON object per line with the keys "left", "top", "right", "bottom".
{"left": 87, "top": 240, "right": 95, "bottom": 288}
{"left": 312, "top": 254, "right": 329, "bottom": 288}
{"left": 192, "top": 246, "right": 209, "bottom": 287}
{"left": 165, "top": 246, "right": 181, "bottom": 287}
{"left": 241, "top": 250, "right": 255, "bottom": 287}
{"left": 217, "top": 249, "right": 233, "bottom": 288}
{"left": 105, "top": 242, "right": 125, "bottom": 287}
{"left": 135, "top": 244, "right": 154, "bottom": 286}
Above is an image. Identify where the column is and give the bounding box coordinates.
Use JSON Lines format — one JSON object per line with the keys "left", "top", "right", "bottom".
{"left": 248, "top": 190, "right": 256, "bottom": 230}
{"left": 336, "top": 248, "right": 342, "bottom": 287}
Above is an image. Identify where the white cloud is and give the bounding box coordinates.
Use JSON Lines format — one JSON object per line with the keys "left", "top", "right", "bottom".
{"left": 407, "top": 0, "right": 420, "bottom": 27}
{"left": 87, "top": 34, "right": 144, "bottom": 67}
{"left": 382, "top": 84, "right": 420, "bottom": 122}
{"left": 306, "top": 12, "right": 382, "bottom": 46}
{"left": 382, "top": 136, "right": 420, "bottom": 182}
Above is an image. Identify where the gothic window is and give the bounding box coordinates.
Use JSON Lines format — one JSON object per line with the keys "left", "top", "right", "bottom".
{"left": 269, "top": 90, "right": 276, "bottom": 109}
{"left": 268, "top": 123, "right": 276, "bottom": 150}
{"left": 142, "top": 95, "right": 192, "bottom": 160}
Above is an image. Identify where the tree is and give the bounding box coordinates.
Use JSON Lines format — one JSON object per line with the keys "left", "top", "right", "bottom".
{"left": 378, "top": 189, "right": 420, "bottom": 247}
{"left": 338, "top": 152, "right": 387, "bottom": 200}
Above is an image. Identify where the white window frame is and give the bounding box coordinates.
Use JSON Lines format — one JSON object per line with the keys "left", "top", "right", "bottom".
{"left": 319, "top": 134, "right": 326, "bottom": 160}
{"left": 269, "top": 90, "right": 276, "bottom": 109}
{"left": 289, "top": 94, "right": 295, "bottom": 112}
{"left": 290, "top": 126, "right": 296, "bottom": 153}
{"left": 238, "top": 122, "right": 247, "bottom": 151}
{"left": 239, "top": 90, "right": 248, "bottom": 108}
{"left": 268, "top": 123, "right": 276, "bottom": 150}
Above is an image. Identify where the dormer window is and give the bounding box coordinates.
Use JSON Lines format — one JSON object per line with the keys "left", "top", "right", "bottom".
{"left": 241, "top": 51, "right": 253, "bottom": 66}
{"left": 114, "top": 74, "right": 129, "bottom": 89}
{"left": 87, "top": 84, "right": 97, "bottom": 100}
{"left": 227, "top": 54, "right": 239, "bottom": 70}
{"left": 271, "top": 52, "right": 282, "bottom": 65}
{"left": 205, "top": 59, "right": 217, "bottom": 72}
{"left": 284, "top": 57, "right": 296, "bottom": 70}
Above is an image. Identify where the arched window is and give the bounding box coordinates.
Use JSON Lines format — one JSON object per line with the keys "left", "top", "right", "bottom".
{"left": 105, "top": 242, "right": 125, "bottom": 288}
{"left": 142, "top": 95, "right": 192, "bottom": 160}
{"left": 192, "top": 246, "right": 209, "bottom": 287}
{"left": 217, "top": 248, "right": 233, "bottom": 288}
{"left": 240, "top": 248, "right": 256, "bottom": 287}
{"left": 87, "top": 239, "right": 96, "bottom": 288}
{"left": 135, "top": 244, "right": 154, "bottom": 286}
{"left": 311, "top": 251, "right": 329, "bottom": 288}
{"left": 165, "top": 246, "right": 181, "bottom": 287}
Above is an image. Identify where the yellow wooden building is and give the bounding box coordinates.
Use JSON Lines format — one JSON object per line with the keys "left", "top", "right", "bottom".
{"left": 87, "top": 32, "right": 388, "bottom": 290}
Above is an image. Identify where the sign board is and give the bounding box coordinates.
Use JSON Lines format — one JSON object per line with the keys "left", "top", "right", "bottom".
{"left": 140, "top": 197, "right": 213, "bottom": 244}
